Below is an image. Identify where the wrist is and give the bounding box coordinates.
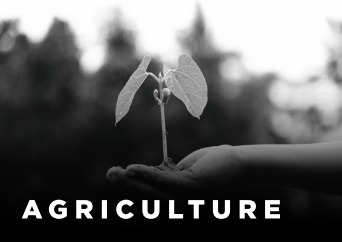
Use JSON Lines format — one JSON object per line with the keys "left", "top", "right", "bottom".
{"left": 234, "top": 145, "right": 263, "bottom": 184}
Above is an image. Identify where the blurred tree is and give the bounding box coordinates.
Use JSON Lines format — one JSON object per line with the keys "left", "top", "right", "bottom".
{"left": 0, "top": 20, "right": 31, "bottom": 107}
{"left": 327, "top": 20, "right": 342, "bottom": 85}
{"left": 91, "top": 10, "right": 139, "bottom": 114}
{"left": 0, "top": 20, "right": 18, "bottom": 54}
{"left": 0, "top": 20, "right": 32, "bottom": 156}
{"left": 236, "top": 73, "right": 277, "bottom": 144}
{"left": 0, "top": 18, "right": 83, "bottom": 161}
{"left": 105, "top": 10, "right": 136, "bottom": 69}
{"left": 317, "top": 20, "right": 342, "bottom": 141}
{"left": 27, "top": 18, "right": 81, "bottom": 114}
{"left": 178, "top": 4, "right": 213, "bottom": 57}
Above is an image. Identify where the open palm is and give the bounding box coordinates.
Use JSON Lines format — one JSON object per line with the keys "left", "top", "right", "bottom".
{"left": 107, "top": 145, "right": 246, "bottom": 199}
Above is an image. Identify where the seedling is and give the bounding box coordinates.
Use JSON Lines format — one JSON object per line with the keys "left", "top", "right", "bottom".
{"left": 115, "top": 54, "right": 208, "bottom": 170}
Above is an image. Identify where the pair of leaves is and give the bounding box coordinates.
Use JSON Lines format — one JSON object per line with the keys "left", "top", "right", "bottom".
{"left": 115, "top": 54, "right": 208, "bottom": 125}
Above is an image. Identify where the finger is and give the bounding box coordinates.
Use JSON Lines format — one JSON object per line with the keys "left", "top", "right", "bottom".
{"left": 107, "top": 166, "right": 136, "bottom": 197}
{"left": 107, "top": 166, "right": 174, "bottom": 199}
{"left": 107, "top": 166, "right": 126, "bottom": 193}
{"left": 176, "top": 147, "right": 209, "bottom": 170}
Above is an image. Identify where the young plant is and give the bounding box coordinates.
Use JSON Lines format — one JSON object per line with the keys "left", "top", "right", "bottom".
{"left": 115, "top": 54, "right": 208, "bottom": 170}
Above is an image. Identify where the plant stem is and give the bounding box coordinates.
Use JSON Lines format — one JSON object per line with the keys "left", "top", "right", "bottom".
{"left": 147, "top": 72, "right": 160, "bottom": 83}
{"left": 159, "top": 79, "right": 168, "bottom": 164}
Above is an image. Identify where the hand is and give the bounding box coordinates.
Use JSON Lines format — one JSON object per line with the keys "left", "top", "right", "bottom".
{"left": 107, "top": 145, "right": 248, "bottom": 199}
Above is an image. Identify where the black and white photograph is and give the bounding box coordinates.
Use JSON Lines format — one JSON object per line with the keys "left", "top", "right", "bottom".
{"left": 1, "top": 0, "right": 342, "bottom": 234}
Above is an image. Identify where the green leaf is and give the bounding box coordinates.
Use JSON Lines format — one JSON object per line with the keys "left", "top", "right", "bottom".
{"left": 115, "top": 55, "right": 151, "bottom": 125}
{"left": 164, "top": 54, "right": 207, "bottom": 119}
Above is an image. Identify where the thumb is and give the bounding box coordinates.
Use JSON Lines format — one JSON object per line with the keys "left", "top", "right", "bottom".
{"left": 176, "top": 147, "right": 209, "bottom": 170}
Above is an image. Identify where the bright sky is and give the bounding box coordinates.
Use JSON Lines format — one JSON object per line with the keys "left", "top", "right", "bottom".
{"left": 1, "top": 0, "right": 342, "bottom": 79}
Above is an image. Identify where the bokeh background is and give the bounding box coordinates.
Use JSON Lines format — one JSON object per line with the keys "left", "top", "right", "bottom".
{"left": 1, "top": 0, "right": 342, "bottom": 227}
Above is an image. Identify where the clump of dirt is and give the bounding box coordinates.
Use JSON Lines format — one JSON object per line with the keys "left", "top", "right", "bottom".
{"left": 156, "top": 158, "right": 180, "bottom": 171}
